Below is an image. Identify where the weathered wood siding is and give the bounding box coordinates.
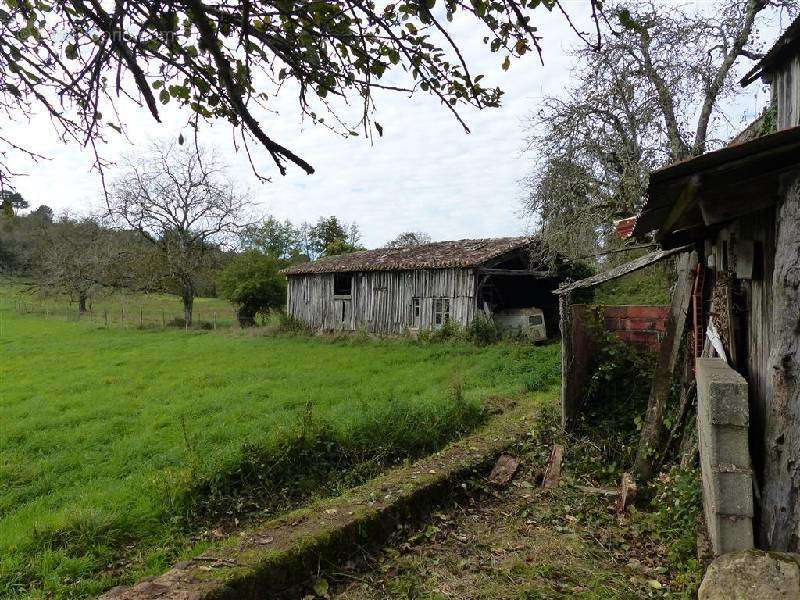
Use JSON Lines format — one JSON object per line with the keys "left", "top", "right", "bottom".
{"left": 287, "top": 268, "right": 477, "bottom": 333}
{"left": 774, "top": 54, "right": 800, "bottom": 130}
{"left": 737, "top": 208, "right": 776, "bottom": 490}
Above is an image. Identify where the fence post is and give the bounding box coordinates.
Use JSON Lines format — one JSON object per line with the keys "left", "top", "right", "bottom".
{"left": 162, "top": 309, "right": 165, "bottom": 328}
{"left": 213, "top": 311, "right": 217, "bottom": 330}
{"left": 104, "top": 309, "right": 108, "bottom": 327}
{"left": 121, "top": 306, "right": 125, "bottom": 328}
{"left": 140, "top": 306, "right": 143, "bottom": 328}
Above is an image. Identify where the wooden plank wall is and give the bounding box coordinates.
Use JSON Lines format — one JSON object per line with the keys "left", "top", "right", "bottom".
{"left": 738, "top": 206, "right": 776, "bottom": 492}
{"left": 775, "top": 54, "right": 800, "bottom": 131}
{"left": 286, "top": 268, "right": 477, "bottom": 333}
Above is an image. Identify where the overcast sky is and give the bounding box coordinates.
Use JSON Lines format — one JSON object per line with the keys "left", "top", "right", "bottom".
{"left": 2, "top": 2, "right": 785, "bottom": 248}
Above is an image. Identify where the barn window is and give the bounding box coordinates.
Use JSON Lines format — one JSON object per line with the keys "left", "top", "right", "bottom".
{"left": 434, "top": 298, "right": 450, "bottom": 327}
{"left": 412, "top": 297, "right": 421, "bottom": 327}
{"left": 333, "top": 273, "right": 352, "bottom": 297}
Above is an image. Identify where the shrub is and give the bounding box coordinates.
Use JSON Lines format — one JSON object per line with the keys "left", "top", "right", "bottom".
{"left": 427, "top": 319, "right": 462, "bottom": 342}
{"left": 217, "top": 250, "right": 286, "bottom": 327}
{"left": 465, "top": 313, "right": 499, "bottom": 346}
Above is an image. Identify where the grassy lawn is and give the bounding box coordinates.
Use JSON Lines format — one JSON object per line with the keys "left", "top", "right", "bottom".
{"left": 0, "top": 291, "right": 559, "bottom": 599}
{"left": 1, "top": 277, "right": 238, "bottom": 328}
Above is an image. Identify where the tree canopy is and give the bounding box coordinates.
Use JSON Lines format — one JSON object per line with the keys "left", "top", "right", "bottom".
{"left": 523, "top": 0, "right": 797, "bottom": 260}
{"left": 0, "top": 0, "right": 595, "bottom": 186}
{"left": 218, "top": 249, "right": 285, "bottom": 326}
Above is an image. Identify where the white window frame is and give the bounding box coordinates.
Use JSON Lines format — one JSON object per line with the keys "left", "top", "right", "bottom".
{"left": 434, "top": 298, "right": 450, "bottom": 327}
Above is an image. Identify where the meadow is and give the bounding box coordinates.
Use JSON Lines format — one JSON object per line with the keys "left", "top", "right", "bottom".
{"left": 0, "top": 286, "right": 560, "bottom": 598}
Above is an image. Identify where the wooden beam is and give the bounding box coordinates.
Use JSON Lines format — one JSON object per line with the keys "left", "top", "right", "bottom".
{"left": 657, "top": 175, "right": 702, "bottom": 242}
{"left": 633, "top": 251, "right": 698, "bottom": 481}
{"left": 477, "top": 268, "right": 551, "bottom": 277}
{"left": 555, "top": 245, "right": 691, "bottom": 295}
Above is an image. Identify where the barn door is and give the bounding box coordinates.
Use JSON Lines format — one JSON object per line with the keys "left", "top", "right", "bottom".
{"left": 335, "top": 298, "right": 352, "bottom": 330}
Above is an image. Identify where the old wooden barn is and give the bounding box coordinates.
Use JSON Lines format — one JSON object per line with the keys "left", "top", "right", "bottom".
{"left": 283, "top": 237, "right": 566, "bottom": 334}
{"left": 629, "top": 17, "right": 800, "bottom": 556}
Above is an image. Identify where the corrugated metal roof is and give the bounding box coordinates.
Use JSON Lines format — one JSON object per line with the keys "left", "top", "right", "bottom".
{"left": 283, "top": 236, "right": 535, "bottom": 275}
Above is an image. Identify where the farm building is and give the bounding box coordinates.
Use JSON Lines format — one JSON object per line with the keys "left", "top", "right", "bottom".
{"left": 627, "top": 17, "right": 800, "bottom": 558}
{"left": 283, "top": 237, "right": 569, "bottom": 335}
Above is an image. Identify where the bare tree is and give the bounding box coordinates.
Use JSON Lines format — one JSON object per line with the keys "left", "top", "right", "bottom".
{"left": 386, "top": 231, "right": 433, "bottom": 248}
{"left": 33, "top": 214, "right": 124, "bottom": 313}
{"left": 109, "top": 141, "right": 250, "bottom": 325}
{"left": 523, "top": 0, "right": 796, "bottom": 260}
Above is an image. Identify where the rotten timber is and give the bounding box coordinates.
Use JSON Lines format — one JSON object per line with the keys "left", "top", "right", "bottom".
{"left": 632, "top": 251, "right": 698, "bottom": 482}
{"left": 555, "top": 245, "right": 692, "bottom": 296}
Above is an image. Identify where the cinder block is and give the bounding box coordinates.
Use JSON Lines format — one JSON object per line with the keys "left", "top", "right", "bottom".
{"left": 696, "top": 358, "right": 754, "bottom": 556}
{"left": 697, "top": 359, "right": 749, "bottom": 427}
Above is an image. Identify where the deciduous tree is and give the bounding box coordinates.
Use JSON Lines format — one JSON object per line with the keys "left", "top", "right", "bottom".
{"left": 386, "top": 231, "right": 433, "bottom": 248}
{"left": 109, "top": 141, "right": 250, "bottom": 325}
{"left": 523, "top": 0, "right": 796, "bottom": 260}
{"left": 0, "top": 0, "right": 595, "bottom": 185}
{"left": 217, "top": 250, "right": 285, "bottom": 327}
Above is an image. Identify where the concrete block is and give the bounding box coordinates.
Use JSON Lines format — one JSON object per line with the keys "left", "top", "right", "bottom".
{"left": 698, "top": 423, "right": 751, "bottom": 469}
{"left": 696, "top": 359, "right": 749, "bottom": 427}
{"left": 708, "top": 471, "right": 754, "bottom": 517}
{"left": 696, "top": 358, "right": 754, "bottom": 556}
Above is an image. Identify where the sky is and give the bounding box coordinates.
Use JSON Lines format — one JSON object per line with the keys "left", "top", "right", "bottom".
{"left": 1, "top": 2, "right": 787, "bottom": 249}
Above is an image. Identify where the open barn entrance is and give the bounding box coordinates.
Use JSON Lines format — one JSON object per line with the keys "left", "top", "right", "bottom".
{"left": 476, "top": 253, "right": 561, "bottom": 338}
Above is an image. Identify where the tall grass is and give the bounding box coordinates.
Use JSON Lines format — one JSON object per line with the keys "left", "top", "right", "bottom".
{"left": 0, "top": 294, "right": 557, "bottom": 598}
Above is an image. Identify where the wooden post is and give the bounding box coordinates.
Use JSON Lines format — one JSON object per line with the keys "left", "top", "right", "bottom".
{"left": 162, "top": 309, "right": 165, "bottom": 328}
{"left": 121, "top": 306, "right": 125, "bottom": 328}
{"left": 139, "top": 306, "right": 143, "bottom": 328}
{"left": 762, "top": 178, "right": 800, "bottom": 550}
{"left": 104, "top": 309, "right": 108, "bottom": 327}
{"left": 633, "top": 251, "right": 697, "bottom": 482}
{"left": 559, "top": 292, "right": 575, "bottom": 430}
{"left": 213, "top": 311, "right": 217, "bottom": 330}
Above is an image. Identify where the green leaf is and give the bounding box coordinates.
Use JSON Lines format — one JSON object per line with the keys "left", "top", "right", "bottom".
{"left": 313, "top": 578, "right": 330, "bottom": 598}
{"left": 501, "top": 55, "right": 510, "bottom": 71}
{"left": 65, "top": 43, "right": 77, "bottom": 60}
{"left": 159, "top": 89, "right": 170, "bottom": 104}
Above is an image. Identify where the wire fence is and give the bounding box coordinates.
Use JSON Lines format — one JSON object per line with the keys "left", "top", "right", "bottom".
{"left": 7, "top": 298, "right": 241, "bottom": 331}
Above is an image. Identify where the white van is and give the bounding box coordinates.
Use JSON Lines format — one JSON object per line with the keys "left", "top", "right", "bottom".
{"left": 493, "top": 307, "right": 547, "bottom": 341}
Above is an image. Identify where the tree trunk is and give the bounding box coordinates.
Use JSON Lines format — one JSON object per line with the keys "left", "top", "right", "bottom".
{"left": 761, "top": 178, "right": 800, "bottom": 551}
{"left": 78, "top": 292, "right": 88, "bottom": 314}
{"left": 182, "top": 286, "right": 194, "bottom": 327}
{"left": 237, "top": 305, "right": 257, "bottom": 328}
{"left": 633, "top": 251, "right": 697, "bottom": 482}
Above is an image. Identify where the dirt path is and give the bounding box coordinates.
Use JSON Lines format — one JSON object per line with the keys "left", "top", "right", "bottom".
{"left": 314, "top": 421, "right": 693, "bottom": 599}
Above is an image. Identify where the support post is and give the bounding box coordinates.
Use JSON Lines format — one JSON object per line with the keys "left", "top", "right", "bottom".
{"left": 560, "top": 292, "right": 575, "bottom": 429}
{"left": 633, "top": 251, "right": 698, "bottom": 481}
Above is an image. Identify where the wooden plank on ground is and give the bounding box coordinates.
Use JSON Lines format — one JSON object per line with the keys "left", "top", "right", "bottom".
{"left": 542, "top": 445, "right": 564, "bottom": 490}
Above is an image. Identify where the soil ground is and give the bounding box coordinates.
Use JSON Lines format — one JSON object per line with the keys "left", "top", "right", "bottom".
{"left": 305, "top": 411, "right": 701, "bottom": 600}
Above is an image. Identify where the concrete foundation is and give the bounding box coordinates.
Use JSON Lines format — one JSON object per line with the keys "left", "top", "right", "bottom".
{"left": 696, "top": 358, "right": 754, "bottom": 555}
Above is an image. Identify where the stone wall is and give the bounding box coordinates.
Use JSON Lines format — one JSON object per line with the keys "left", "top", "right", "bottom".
{"left": 696, "top": 358, "right": 754, "bottom": 555}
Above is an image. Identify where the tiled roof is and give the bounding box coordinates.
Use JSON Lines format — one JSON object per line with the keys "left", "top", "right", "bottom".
{"left": 283, "top": 237, "right": 534, "bottom": 275}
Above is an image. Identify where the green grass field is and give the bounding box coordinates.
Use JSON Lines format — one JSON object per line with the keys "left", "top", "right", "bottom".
{"left": 1, "top": 277, "right": 239, "bottom": 329}
{"left": 0, "top": 286, "right": 560, "bottom": 599}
